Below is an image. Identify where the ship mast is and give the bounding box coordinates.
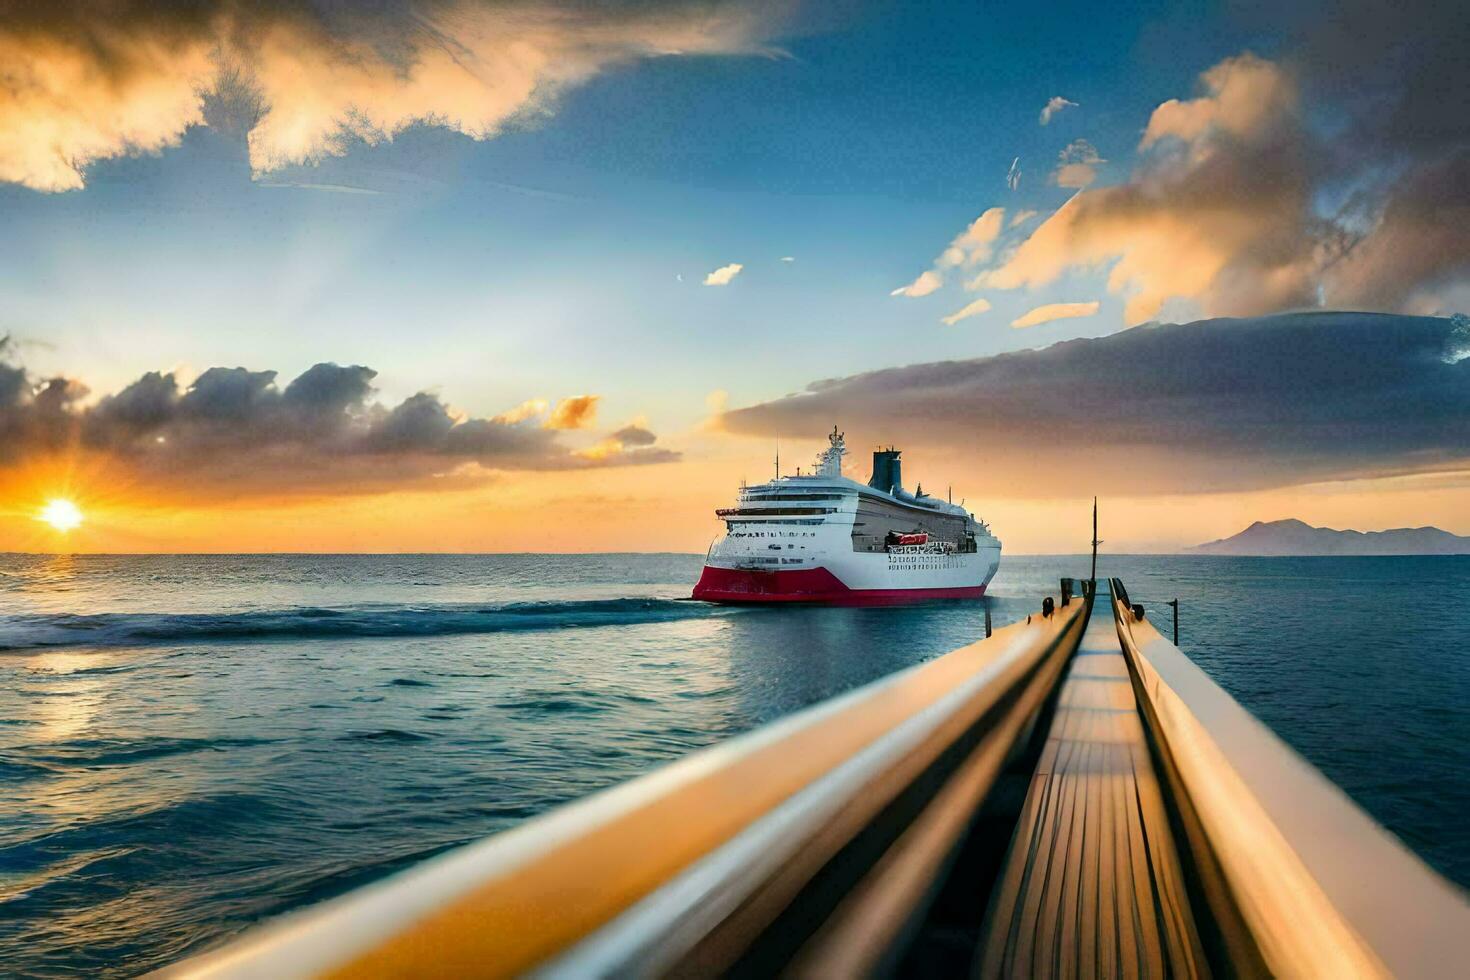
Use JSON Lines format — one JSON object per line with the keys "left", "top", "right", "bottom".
{"left": 1090, "top": 497, "right": 1101, "bottom": 581}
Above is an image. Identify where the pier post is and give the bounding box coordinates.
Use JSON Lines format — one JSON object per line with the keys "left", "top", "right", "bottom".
{"left": 1168, "top": 598, "right": 1179, "bottom": 645}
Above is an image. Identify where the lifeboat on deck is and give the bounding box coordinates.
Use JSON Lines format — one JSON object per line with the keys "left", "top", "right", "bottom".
{"left": 887, "top": 532, "right": 928, "bottom": 547}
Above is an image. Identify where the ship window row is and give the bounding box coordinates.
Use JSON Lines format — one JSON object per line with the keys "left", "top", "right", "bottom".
{"left": 725, "top": 530, "right": 818, "bottom": 538}
{"left": 725, "top": 519, "right": 826, "bottom": 527}
{"left": 740, "top": 493, "right": 846, "bottom": 500}
{"left": 729, "top": 517, "right": 834, "bottom": 525}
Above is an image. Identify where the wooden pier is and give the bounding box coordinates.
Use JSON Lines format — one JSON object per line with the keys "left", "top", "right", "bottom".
{"left": 159, "top": 581, "right": 1469, "bottom": 979}
{"left": 978, "top": 593, "right": 1206, "bottom": 978}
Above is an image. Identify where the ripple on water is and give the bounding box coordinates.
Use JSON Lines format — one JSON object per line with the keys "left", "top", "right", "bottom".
{"left": 0, "top": 756, "right": 66, "bottom": 781}
{"left": 24, "top": 736, "right": 277, "bottom": 768}
{"left": 335, "top": 729, "right": 435, "bottom": 743}
{"left": 495, "top": 694, "right": 609, "bottom": 715}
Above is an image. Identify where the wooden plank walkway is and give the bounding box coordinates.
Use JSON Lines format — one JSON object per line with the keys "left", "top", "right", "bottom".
{"left": 977, "top": 597, "right": 1209, "bottom": 979}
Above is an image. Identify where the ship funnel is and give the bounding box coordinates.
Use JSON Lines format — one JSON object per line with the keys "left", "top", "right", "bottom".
{"left": 868, "top": 448, "right": 902, "bottom": 493}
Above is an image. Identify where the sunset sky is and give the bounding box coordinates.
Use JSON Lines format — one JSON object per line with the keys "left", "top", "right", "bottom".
{"left": 1, "top": 0, "right": 1467, "bottom": 553}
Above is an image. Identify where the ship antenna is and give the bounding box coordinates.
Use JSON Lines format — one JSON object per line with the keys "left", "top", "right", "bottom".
{"left": 775, "top": 441, "right": 780, "bottom": 482}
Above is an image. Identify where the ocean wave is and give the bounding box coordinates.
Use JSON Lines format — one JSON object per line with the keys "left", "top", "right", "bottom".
{"left": 0, "top": 791, "right": 290, "bottom": 880}
{"left": 336, "top": 729, "right": 435, "bottom": 743}
{"left": 496, "top": 693, "right": 612, "bottom": 715}
{"left": 0, "top": 597, "right": 738, "bottom": 651}
{"left": 21, "top": 736, "right": 277, "bottom": 769}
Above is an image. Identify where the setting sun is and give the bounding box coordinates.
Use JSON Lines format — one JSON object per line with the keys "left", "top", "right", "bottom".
{"left": 38, "top": 498, "right": 84, "bottom": 533}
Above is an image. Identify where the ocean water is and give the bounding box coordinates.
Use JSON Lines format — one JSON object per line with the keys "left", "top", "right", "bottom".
{"left": 1, "top": 553, "right": 1466, "bottom": 976}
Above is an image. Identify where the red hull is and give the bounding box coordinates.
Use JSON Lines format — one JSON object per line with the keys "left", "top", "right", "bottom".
{"left": 691, "top": 565, "right": 986, "bottom": 606}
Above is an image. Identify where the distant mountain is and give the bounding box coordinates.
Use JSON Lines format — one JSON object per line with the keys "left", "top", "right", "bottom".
{"left": 1187, "top": 519, "right": 1470, "bottom": 556}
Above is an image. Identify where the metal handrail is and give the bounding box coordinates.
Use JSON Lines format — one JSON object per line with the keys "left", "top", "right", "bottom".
{"left": 1109, "top": 590, "right": 1470, "bottom": 978}
{"left": 159, "top": 599, "right": 1087, "bottom": 978}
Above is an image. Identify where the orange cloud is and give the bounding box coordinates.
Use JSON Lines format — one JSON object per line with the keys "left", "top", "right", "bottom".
{"left": 493, "top": 398, "right": 548, "bottom": 424}
{"left": 890, "top": 270, "right": 942, "bottom": 297}
{"left": 940, "top": 208, "right": 1006, "bottom": 268}
{"left": 0, "top": 2, "right": 783, "bottom": 192}
{"left": 975, "top": 11, "right": 1470, "bottom": 323}
{"left": 939, "top": 297, "right": 992, "bottom": 326}
{"left": 1011, "top": 301, "right": 1100, "bottom": 328}
{"left": 543, "top": 394, "right": 599, "bottom": 430}
{"left": 1140, "top": 54, "right": 1295, "bottom": 148}
{"left": 578, "top": 423, "right": 661, "bottom": 461}
{"left": 981, "top": 54, "right": 1318, "bottom": 325}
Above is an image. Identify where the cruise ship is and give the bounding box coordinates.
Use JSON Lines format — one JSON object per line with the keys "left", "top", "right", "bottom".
{"left": 692, "top": 428, "right": 1001, "bottom": 604}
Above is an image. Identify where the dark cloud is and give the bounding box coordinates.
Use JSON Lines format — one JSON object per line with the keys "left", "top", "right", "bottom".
{"left": 719, "top": 312, "right": 1470, "bottom": 495}
{"left": 0, "top": 352, "right": 26, "bottom": 401}
{"left": 1250, "top": 0, "right": 1469, "bottom": 159}
{"left": 611, "top": 424, "right": 659, "bottom": 447}
{"left": 180, "top": 367, "right": 277, "bottom": 420}
{"left": 444, "top": 418, "right": 558, "bottom": 457}
{"left": 1326, "top": 152, "right": 1470, "bottom": 313}
{"left": 96, "top": 372, "right": 179, "bottom": 432}
{"left": 579, "top": 423, "right": 676, "bottom": 465}
{"left": 367, "top": 392, "right": 458, "bottom": 452}
{"left": 0, "top": 342, "right": 678, "bottom": 498}
{"left": 1284, "top": 0, "right": 1470, "bottom": 312}
{"left": 282, "top": 363, "right": 375, "bottom": 413}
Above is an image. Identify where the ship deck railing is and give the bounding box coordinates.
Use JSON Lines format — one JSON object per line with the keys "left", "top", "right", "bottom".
{"left": 158, "top": 580, "right": 1469, "bottom": 978}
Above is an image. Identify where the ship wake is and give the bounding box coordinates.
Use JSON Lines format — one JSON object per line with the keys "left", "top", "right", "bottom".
{"left": 0, "top": 597, "right": 750, "bottom": 652}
